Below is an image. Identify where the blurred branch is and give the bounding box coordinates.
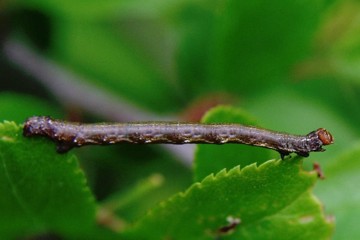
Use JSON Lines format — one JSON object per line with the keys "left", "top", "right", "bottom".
{"left": 4, "top": 40, "right": 159, "bottom": 121}
{"left": 3, "top": 39, "right": 194, "bottom": 166}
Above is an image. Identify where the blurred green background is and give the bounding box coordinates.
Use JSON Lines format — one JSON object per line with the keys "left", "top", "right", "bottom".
{"left": 1, "top": 0, "right": 360, "bottom": 239}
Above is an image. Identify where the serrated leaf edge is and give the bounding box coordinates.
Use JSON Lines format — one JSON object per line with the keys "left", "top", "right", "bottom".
{"left": 0, "top": 121, "right": 21, "bottom": 131}
{"left": 132, "top": 158, "right": 315, "bottom": 228}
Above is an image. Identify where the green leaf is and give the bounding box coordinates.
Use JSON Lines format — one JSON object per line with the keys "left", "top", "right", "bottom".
{"left": 80, "top": 144, "right": 192, "bottom": 223}
{"left": 228, "top": 191, "right": 334, "bottom": 240}
{"left": 310, "top": 1, "right": 360, "bottom": 84}
{"left": 52, "top": 22, "right": 182, "bottom": 112}
{"left": 0, "top": 121, "right": 96, "bottom": 239}
{"left": 124, "top": 159, "right": 333, "bottom": 239}
{"left": 194, "top": 105, "right": 274, "bottom": 181}
{"left": 207, "top": 0, "right": 326, "bottom": 95}
{"left": 12, "top": 0, "right": 183, "bottom": 20}
{"left": 246, "top": 87, "right": 357, "bottom": 167}
{"left": 11, "top": 0, "right": 124, "bottom": 20}
{"left": 315, "top": 143, "right": 360, "bottom": 239}
{"left": 0, "top": 92, "right": 62, "bottom": 123}
{"left": 174, "top": 2, "right": 218, "bottom": 98}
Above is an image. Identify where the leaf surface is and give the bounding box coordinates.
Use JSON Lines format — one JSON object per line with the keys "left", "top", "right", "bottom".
{"left": 208, "top": 0, "right": 326, "bottom": 95}
{"left": 0, "top": 122, "right": 96, "bottom": 239}
{"left": 194, "top": 106, "right": 274, "bottom": 181}
{"left": 125, "top": 159, "right": 333, "bottom": 239}
{"left": 0, "top": 92, "right": 62, "bottom": 123}
{"left": 315, "top": 144, "right": 360, "bottom": 239}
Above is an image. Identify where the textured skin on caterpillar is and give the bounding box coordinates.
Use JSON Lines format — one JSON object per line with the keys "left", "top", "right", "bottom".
{"left": 23, "top": 116, "right": 334, "bottom": 158}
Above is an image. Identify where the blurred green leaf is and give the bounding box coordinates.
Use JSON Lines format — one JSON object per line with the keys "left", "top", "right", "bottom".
{"left": 0, "top": 92, "right": 62, "bottom": 123}
{"left": 207, "top": 0, "right": 326, "bottom": 95}
{"left": 78, "top": 144, "right": 192, "bottom": 222}
{"left": 246, "top": 87, "right": 356, "bottom": 167}
{"left": 0, "top": 121, "right": 95, "bottom": 238}
{"left": 294, "top": 78, "right": 360, "bottom": 134}
{"left": 315, "top": 143, "right": 360, "bottom": 240}
{"left": 11, "top": 0, "right": 185, "bottom": 20}
{"left": 310, "top": 0, "right": 360, "bottom": 83}
{"left": 11, "top": 0, "right": 124, "bottom": 19}
{"left": 52, "top": 22, "right": 182, "bottom": 112}
{"left": 194, "top": 105, "right": 274, "bottom": 181}
{"left": 174, "top": 2, "right": 217, "bottom": 98}
{"left": 124, "top": 159, "right": 333, "bottom": 239}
